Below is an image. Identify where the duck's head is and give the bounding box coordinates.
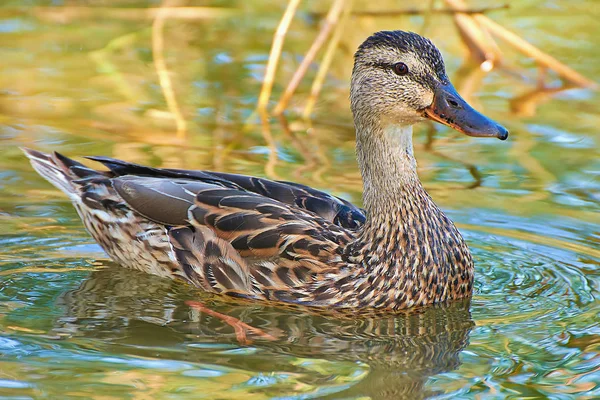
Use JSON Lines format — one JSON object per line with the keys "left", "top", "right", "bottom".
{"left": 351, "top": 30, "right": 508, "bottom": 140}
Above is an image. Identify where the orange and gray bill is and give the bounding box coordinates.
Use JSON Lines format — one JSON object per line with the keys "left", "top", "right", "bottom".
{"left": 423, "top": 82, "right": 509, "bottom": 140}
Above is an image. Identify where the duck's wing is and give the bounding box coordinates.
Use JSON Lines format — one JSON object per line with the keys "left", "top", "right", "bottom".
{"left": 88, "top": 156, "right": 366, "bottom": 230}
{"left": 110, "top": 175, "right": 354, "bottom": 294}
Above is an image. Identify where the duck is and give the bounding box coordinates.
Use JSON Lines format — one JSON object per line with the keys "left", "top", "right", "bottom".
{"left": 24, "top": 30, "right": 508, "bottom": 311}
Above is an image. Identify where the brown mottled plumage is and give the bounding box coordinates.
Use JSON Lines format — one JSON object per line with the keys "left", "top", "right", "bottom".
{"left": 24, "top": 31, "right": 508, "bottom": 310}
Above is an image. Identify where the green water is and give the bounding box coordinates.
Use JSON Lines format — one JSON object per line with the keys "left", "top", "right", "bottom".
{"left": 0, "top": 1, "right": 599, "bottom": 398}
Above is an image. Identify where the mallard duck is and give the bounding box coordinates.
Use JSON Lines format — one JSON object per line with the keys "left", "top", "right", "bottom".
{"left": 24, "top": 31, "right": 507, "bottom": 310}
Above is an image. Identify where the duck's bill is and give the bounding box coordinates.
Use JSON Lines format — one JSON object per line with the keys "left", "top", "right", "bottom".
{"left": 422, "top": 83, "right": 509, "bottom": 140}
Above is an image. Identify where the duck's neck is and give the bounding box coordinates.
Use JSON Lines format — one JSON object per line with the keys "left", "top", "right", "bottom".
{"left": 356, "top": 120, "right": 422, "bottom": 218}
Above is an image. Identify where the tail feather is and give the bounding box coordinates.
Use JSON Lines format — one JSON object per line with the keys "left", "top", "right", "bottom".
{"left": 21, "top": 148, "right": 104, "bottom": 199}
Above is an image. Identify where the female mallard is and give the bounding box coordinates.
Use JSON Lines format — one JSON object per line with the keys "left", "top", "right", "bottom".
{"left": 24, "top": 31, "right": 507, "bottom": 310}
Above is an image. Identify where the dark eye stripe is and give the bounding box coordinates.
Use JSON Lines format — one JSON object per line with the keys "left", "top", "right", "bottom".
{"left": 362, "top": 62, "right": 391, "bottom": 70}
{"left": 363, "top": 62, "right": 411, "bottom": 76}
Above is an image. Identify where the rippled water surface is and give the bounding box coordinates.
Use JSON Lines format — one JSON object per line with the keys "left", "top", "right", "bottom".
{"left": 1, "top": 1, "right": 599, "bottom": 398}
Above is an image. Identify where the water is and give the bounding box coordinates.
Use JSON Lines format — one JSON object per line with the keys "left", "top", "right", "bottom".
{"left": 0, "top": 1, "right": 599, "bottom": 398}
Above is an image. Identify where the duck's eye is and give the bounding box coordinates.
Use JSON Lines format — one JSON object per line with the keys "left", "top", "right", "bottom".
{"left": 393, "top": 62, "right": 409, "bottom": 76}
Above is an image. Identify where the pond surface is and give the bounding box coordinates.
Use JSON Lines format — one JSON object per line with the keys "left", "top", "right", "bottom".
{"left": 0, "top": 1, "right": 599, "bottom": 398}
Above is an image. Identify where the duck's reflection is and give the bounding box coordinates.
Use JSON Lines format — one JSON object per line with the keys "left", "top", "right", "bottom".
{"left": 55, "top": 266, "right": 473, "bottom": 399}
